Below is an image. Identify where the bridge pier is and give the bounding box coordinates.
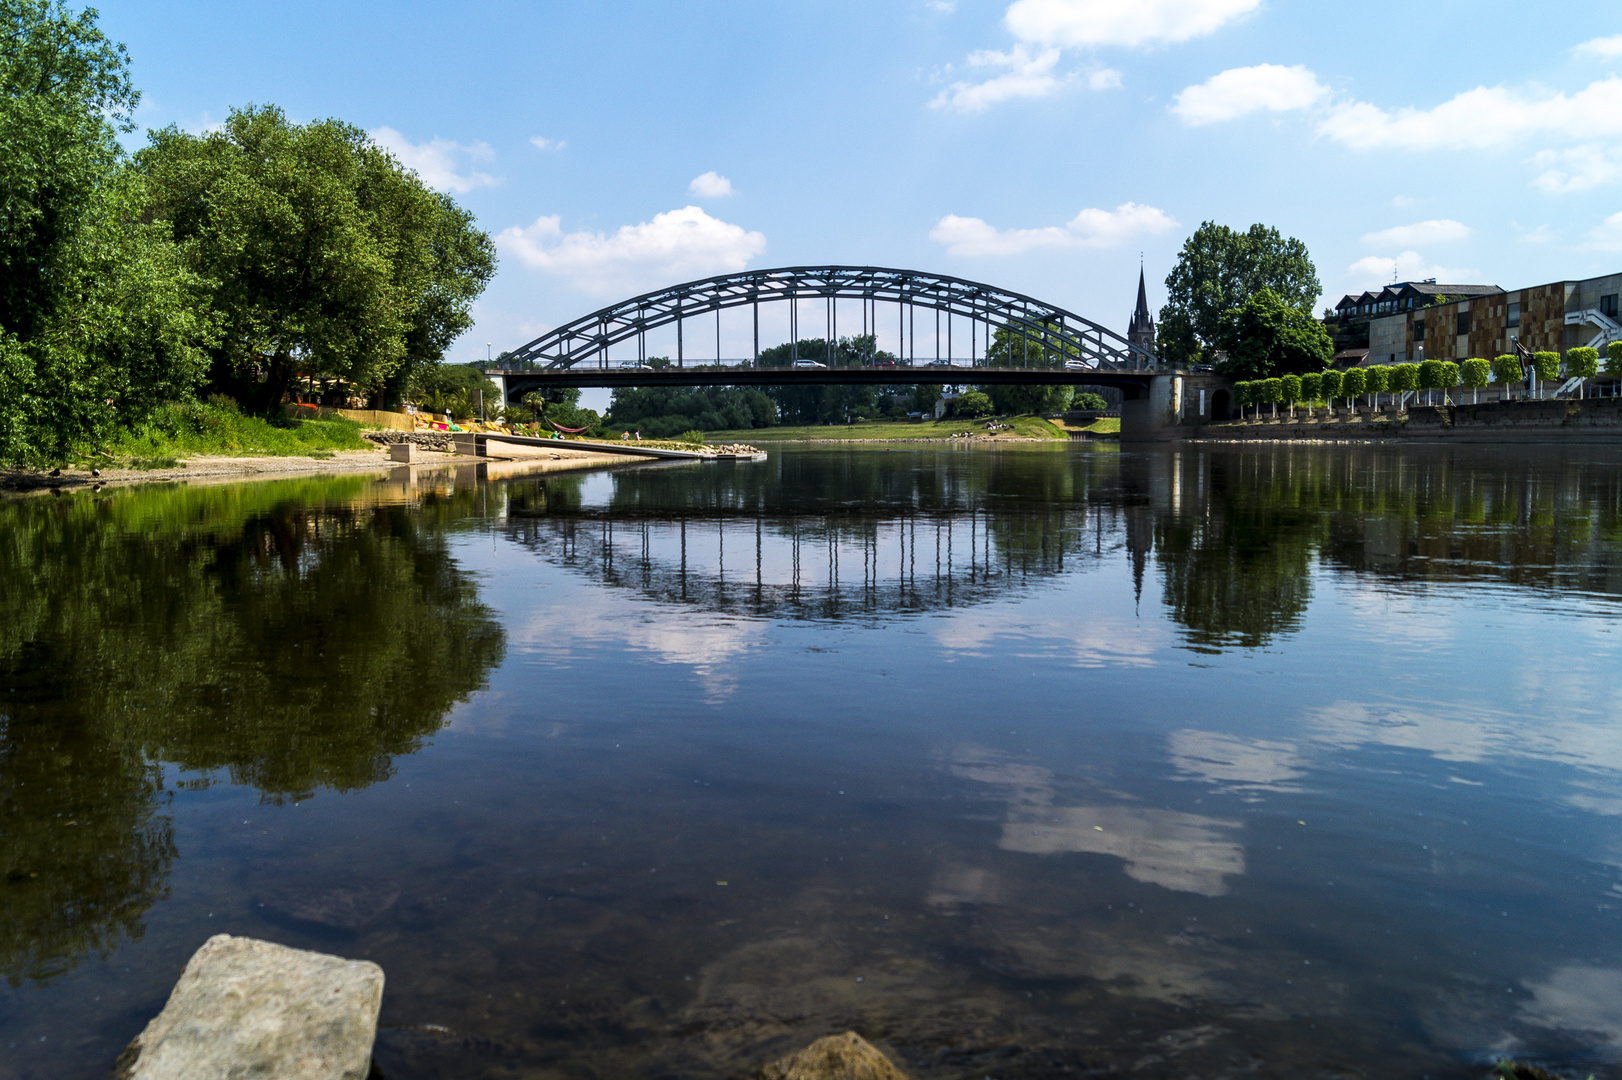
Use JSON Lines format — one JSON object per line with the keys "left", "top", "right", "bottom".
{"left": 1120, "top": 374, "right": 1184, "bottom": 442}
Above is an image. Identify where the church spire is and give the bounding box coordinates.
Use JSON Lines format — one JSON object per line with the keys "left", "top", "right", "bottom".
{"left": 1128, "top": 265, "right": 1156, "bottom": 353}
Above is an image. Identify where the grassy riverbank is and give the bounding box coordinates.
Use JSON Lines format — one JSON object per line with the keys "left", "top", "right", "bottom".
{"left": 708, "top": 415, "right": 1070, "bottom": 442}
{"left": 93, "top": 400, "right": 372, "bottom": 468}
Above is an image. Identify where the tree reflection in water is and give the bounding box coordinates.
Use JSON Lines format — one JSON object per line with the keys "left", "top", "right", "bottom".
{"left": 0, "top": 478, "right": 505, "bottom": 985}
{"left": 500, "top": 445, "right": 1622, "bottom": 641}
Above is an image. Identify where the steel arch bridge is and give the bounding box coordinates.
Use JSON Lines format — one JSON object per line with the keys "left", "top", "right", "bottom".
{"left": 489, "top": 265, "right": 1160, "bottom": 375}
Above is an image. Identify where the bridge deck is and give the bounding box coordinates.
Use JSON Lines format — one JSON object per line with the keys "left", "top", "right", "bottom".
{"left": 481, "top": 365, "right": 1169, "bottom": 390}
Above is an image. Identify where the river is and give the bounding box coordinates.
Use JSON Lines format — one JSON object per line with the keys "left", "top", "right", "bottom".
{"left": 2, "top": 444, "right": 1621, "bottom": 1079}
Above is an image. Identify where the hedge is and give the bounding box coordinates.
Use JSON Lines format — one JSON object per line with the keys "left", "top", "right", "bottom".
{"left": 1566, "top": 346, "right": 1599, "bottom": 380}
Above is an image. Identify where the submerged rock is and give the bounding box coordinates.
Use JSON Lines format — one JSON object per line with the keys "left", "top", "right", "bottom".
{"left": 111, "top": 934, "right": 384, "bottom": 1080}
{"left": 258, "top": 881, "right": 400, "bottom": 933}
{"left": 757, "top": 1031, "right": 908, "bottom": 1080}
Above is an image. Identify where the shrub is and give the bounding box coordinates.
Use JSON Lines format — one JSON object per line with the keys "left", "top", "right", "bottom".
{"left": 1233, "top": 381, "right": 1252, "bottom": 416}
{"left": 678, "top": 429, "right": 706, "bottom": 445}
{"left": 1074, "top": 391, "right": 1108, "bottom": 411}
{"left": 1607, "top": 341, "right": 1622, "bottom": 376}
{"left": 1319, "top": 369, "right": 1343, "bottom": 403}
{"left": 1461, "top": 358, "right": 1490, "bottom": 389}
{"left": 1566, "top": 346, "right": 1600, "bottom": 380}
{"left": 1438, "top": 361, "right": 1460, "bottom": 401}
{"left": 1262, "top": 377, "right": 1283, "bottom": 414}
{"left": 1418, "top": 358, "right": 1443, "bottom": 391}
{"left": 1281, "top": 374, "right": 1302, "bottom": 405}
{"left": 1341, "top": 366, "right": 1366, "bottom": 403}
{"left": 1533, "top": 350, "right": 1560, "bottom": 381}
{"left": 953, "top": 390, "right": 994, "bottom": 417}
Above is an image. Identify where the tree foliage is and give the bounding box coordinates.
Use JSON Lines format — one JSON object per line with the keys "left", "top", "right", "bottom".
{"left": 1566, "top": 346, "right": 1599, "bottom": 380}
{"left": 1160, "top": 222, "right": 1321, "bottom": 365}
{"left": 608, "top": 385, "right": 778, "bottom": 436}
{"left": 1213, "top": 288, "right": 1333, "bottom": 379}
{"left": 135, "top": 105, "right": 495, "bottom": 409}
{"left": 1532, "top": 351, "right": 1560, "bottom": 382}
{"left": 1341, "top": 366, "right": 1365, "bottom": 402}
{"left": 1607, "top": 342, "right": 1622, "bottom": 376}
{"left": 1461, "top": 358, "right": 1490, "bottom": 389}
{"left": 0, "top": 2, "right": 214, "bottom": 464}
{"left": 1491, "top": 353, "right": 1521, "bottom": 386}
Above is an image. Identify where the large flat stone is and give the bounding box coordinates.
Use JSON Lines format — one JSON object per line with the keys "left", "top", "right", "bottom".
{"left": 758, "top": 1031, "right": 909, "bottom": 1080}
{"left": 113, "top": 934, "right": 384, "bottom": 1080}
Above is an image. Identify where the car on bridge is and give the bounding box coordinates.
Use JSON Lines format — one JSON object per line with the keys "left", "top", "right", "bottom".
{"left": 792, "top": 359, "right": 826, "bottom": 369}
{"left": 617, "top": 361, "right": 654, "bottom": 370}
{"left": 925, "top": 359, "right": 955, "bottom": 368}
{"left": 865, "top": 358, "right": 897, "bottom": 368}
{"left": 1063, "top": 359, "right": 1087, "bottom": 370}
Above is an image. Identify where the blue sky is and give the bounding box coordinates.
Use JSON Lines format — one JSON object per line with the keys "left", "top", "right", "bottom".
{"left": 103, "top": 0, "right": 1622, "bottom": 371}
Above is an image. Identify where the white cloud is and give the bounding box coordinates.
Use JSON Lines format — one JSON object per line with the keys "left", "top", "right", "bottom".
{"left": 370, "top": 126, "right": 497, "bottom": 194}
{"left": 1359, "top": 219, "right": 1470, "bottom": 247}
{"left": 1532, "top": 143, "right": 1622, "bottom": 192}
{"left": 1087, "top": 68, "right": 1123, "bottom": 90}
{"left": 1389, "top": 195, "right": 1416, "bottom": 207}
{"left": 529, "top": 135, "right": 566, "bottom": 151}
{"left": 688, "top": 171, "right": 735, "bottom": 198}
{"left": 1575, "top": 34, "right": 1622, "bottom": 60}
{"left": 930, "top": 45, "right": 1068, "bottom": 113}
{"left": 1585, "top": 211, "right": 1622, "bottom": 252}
{"left": 927, "top": 0, "right": 957, "bottom": 12}
{"left": 931, "top": 202, "right": 1177, "bottom": 256}
{"left": 1005, "top": 0, "right": 1260, "bottom": 48}
{"left": 497, "top": 205, "right": 767, "bottom": 297}
{"left": 1345, "top": 252, "right": 1480, "bottom": 291}
{"left": 1170, "top": 64, "right": 1328, "bottom": 125}
{"left": 1320, "top": 76, "right": 1622, "bottom": 151}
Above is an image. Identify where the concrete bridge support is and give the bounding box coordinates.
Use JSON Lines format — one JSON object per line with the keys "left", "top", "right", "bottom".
{"left": 1120, "top": 374, "right": 1184, "bottom": 442}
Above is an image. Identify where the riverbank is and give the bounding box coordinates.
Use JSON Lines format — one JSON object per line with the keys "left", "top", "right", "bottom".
{"left": 0, "top": 442, "right": 678, "bottom": 495}
{"left": 708, "top": 415, "right": 1070, "bottom": 442}
{"left": 1196, "top": 398, "right": 1622, "bottom": 442}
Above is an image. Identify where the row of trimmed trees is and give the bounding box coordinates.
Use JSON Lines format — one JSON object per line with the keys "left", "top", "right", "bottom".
{"left": 1231, "top": 343, "right": 1622, "bottom": 418}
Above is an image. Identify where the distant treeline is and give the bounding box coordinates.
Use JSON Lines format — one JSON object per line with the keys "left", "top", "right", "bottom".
{"left": 601, "top": 334, "right": 1104, "bottom": 435}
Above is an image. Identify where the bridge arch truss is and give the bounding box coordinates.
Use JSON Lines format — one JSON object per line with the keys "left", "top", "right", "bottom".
{"left": 493, "top": 265, "right": 1159, "bottom": 373}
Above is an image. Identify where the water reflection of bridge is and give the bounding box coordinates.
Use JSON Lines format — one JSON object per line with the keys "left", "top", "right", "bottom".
{"left": 501, "top": 505, "right": 1125, "bottom": 619}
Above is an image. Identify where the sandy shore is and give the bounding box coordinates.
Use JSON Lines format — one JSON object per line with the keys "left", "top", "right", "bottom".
{"left": 0, "top": 445, "right": 656, "bottom": 495}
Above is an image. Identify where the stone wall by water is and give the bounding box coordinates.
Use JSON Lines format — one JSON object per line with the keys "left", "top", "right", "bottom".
{"left": 1196, "top": 397, "right": 1622, "bottom": 441}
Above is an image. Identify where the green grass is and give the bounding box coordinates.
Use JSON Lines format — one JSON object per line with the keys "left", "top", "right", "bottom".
{"left": 1064, "top": 417, "right": 1120, "bottom": 435}
{"left": 708, "top": 414, "right": 1070, "bottom": 442}
{"left": 95, "top": 399, "right": 371, "bottom": 465}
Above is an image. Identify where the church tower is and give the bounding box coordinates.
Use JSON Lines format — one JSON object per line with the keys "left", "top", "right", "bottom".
{"left": 1127, "top": 266, "right": 1156, "bottom": 355}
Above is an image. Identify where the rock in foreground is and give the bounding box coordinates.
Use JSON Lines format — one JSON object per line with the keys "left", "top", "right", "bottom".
{"left": 113, "top": 934, "right": 384, "bottom": 1080}
{"left": 758, "top": 1031, "right": 909, "bottom": 1080}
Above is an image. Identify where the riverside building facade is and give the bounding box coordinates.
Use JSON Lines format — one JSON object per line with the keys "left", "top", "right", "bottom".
{"left": 1341, "top": 273, "right": 1622, "bottom": 366}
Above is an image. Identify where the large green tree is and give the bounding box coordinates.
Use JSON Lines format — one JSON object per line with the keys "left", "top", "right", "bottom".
{"left": 1160, "top": 222, "right": 1321, "bottom": 366}
{"left": 135, "top": 106, "right": 495, "bottom": 409}
{"left": 0, "top": 1, "right": 213, "bottom": 464}
{"left": 1214, "top": 288, "right": 1333, "bottom": 379}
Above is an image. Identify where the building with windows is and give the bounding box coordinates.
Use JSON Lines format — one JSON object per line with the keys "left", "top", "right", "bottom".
{"left": 1325, "top": 280, "right": 1502, "bottom": 363}
{"left": 1363, "top": 272, "right": 1622, "bottom": 365}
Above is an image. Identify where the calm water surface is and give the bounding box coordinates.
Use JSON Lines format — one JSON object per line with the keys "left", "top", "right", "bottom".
{"left": 3, "top": 444, "right": 1622, "bottom": 1079}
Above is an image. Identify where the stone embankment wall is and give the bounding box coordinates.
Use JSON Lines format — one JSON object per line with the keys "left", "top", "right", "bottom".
{"left": 362, "top": 430, "right": 453, "bottom": 451}
{"left": 1196, "top": 398, "right": 1622, "bottom": 442}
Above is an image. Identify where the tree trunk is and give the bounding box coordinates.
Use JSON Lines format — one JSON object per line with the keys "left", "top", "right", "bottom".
{"left": 259, "top": 351, "right": 294, "bottom": 415}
